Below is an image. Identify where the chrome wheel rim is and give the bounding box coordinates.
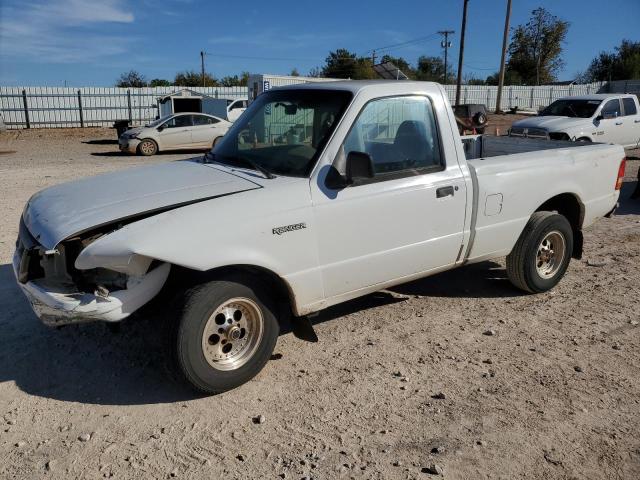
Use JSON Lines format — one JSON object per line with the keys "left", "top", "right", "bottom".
{"left": 536, "top": 231, "right": 566, "bottom": 279}
{"left": 201, "top": 297, "right": 264, "bottom": 371}
{"left": 140, "top": 141, "right": 155, "bottom": 155}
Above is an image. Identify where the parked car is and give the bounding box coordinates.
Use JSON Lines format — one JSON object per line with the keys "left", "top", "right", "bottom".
{"left": 119, "top": 112, "right": 231, "bottom": 156}
{"left": 14, "top": 81, "right": 625, "bottom": 394}
{"left": 509, "top": 94, "right": 640, "bottom": 147}
{"left": 453, "top": 103, "right": 488, "bottom": 134}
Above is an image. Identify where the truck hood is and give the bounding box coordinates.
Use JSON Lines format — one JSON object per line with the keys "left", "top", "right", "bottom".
{"left": 512, "top": 116, "right": 593, "bottom": 132}
{"left": 23, "top": 160, "right": 261, "bottom": 250}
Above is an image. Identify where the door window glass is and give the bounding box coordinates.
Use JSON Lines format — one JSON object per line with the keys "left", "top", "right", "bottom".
{"left": 164, "top": 115, "right": 193, "bottom": 128}
{"left": 192, "top": 115, "right": 218, "bottom": 125}
{"left": 601, "top": 99, "right": 621, "bottom": 118}
{"left": 342, "top": 96, "right": 442, "bottom": 176}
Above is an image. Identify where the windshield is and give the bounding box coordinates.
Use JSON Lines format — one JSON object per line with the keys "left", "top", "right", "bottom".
{"left": 540, "top": 99, "right": 602, "bottom": 118}
{"left": 146, "top": 115, "right": 172, "bottom": 128}
{"left": 211, "top": 89, "right": 353, "bottom": 177}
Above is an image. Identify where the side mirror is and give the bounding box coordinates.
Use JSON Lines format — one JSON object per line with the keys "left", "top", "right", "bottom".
{"left": 346, "top": 151, "right": 374, "bottom": 184}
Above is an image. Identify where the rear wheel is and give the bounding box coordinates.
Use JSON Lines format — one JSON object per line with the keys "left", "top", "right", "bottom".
{"left": 173, "top": 277, "right": 279, "bottom": 394}
{"left": 506, "top": 212, "right": 573, "bottom": 293}
{"left": 137, "top": 138, "right": 158, "bottom": 156}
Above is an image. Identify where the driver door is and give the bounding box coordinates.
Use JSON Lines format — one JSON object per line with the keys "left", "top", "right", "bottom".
{"left": 598, "top": 99, "right": 626, "bottom": 145}
{"left": 310, "top": 95, "right": 467, "bottom": 300}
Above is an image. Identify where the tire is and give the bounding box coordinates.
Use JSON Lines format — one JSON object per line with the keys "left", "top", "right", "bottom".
{"left": 506, "top": 212, "right": 573, "bottom": 293}
{"left": 173, "top": 277, "right": 279, "bottom": 394}
{"left": 137, "top": 138, "right": 158, "bottom": 156}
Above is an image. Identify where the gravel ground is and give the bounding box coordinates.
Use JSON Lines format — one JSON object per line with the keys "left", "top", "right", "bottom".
{"left": 0, "top": 122, "right": 639, "bottom": 480}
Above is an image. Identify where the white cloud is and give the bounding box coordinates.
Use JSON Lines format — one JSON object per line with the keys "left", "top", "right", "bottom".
{"left": 0, "top": 0, "right": 135, "bottom": 64}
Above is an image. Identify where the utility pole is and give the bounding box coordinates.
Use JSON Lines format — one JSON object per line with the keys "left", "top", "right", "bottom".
{"left": 371, "top": 50, "right": 377, "bottom": 66}
{"left": 200, "top": 51, "right": 206, "bottom": 87}
{"left": 495, "top": 0, "right": 512, "bottom": 113}
{"left": 455, "top": 0, "right": 469, "bottom": 106}
{"left": 438, "top": 30, "right": 454, "bottom": 84}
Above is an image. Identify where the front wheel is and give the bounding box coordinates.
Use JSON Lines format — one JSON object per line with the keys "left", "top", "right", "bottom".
{"left": 137, "top": 138, "right": 158, "bottom": 156}
{"left": 506, "top": 212, "right": 573, "bottom": 293}
{"left": 174, "top": 278, "right": 279, "bottom": 394}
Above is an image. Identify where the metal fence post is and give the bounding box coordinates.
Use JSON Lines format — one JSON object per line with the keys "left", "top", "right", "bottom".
{"left": 549, "top": 87, "right": 554, "bottom": 105}
{"left": 529, "top": 88, "right": 534, "bottom": 108}
{"left": 127, "top": 89, "right": 132, "bottom": 122}
{"left": 22, "top": 89, "right": 30, "bottom": 129}
{"left": 77, "top": 90, "right": 84, "bottom": 128}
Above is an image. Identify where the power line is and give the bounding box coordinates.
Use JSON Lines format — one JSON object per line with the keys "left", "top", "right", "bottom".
{"left": 368, "top": 33, "right": 440, "bottom": 55}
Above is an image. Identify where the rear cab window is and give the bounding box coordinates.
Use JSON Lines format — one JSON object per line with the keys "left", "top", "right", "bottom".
{"left": 622, "top": 97, "right": 638, "bottom": 116}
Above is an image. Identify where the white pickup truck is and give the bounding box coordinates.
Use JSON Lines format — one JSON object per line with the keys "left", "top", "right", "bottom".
{"left": 14, "top": 81, "right": 626, "bottom": 393}
{"left": 509, "top": 93, "right": 640, "bottom": 147}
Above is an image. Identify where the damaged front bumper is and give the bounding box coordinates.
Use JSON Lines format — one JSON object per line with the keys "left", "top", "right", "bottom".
{"left": 118, "top": 137, "right": 140, "bottom": 154}
{"left": 12, "top": 251, "right": 170, "bottom": 327}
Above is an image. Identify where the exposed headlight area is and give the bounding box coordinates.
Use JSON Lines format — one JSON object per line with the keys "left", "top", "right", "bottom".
{"left": 16, "top": 218, "right": 127, "bottom": 294}
{"left": 13, "top": 217, "right": 171, "bottom": 326}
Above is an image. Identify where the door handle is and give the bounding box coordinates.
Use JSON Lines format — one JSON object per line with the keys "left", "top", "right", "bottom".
{"left": 436, "top": 186, "right": 455, "bottom": 198}
{"left": 615, "top": 121, "right": 623, "bottom": 125}
{"left": 634, "top": 120, "right": 640, "bottom": 123}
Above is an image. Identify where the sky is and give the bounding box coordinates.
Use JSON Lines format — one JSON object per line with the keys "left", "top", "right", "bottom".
{"left": 0, "top": 0, "right": 638, "bottom": 86}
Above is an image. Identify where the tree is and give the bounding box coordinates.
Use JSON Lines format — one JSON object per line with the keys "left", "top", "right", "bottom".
{"left": 506, "top": 8, "right": 569, "bottom": 85}
{"left": 463, "top": 73, "right": 486, "bottom": 85}
{"left": 149, "top": 78, "right": 171, "bottom": 87}
{"left": 174, "top": 70, "right": 218, "bottom": 87}
{"left": 290, "top": 68, "right": 300, "bottom": 77}
{"left": 322, "top": 48, "right": 376, "bottom": 79}
{"left": 116, "top": 70, "right": 147, "bottom": 87}
{"left": 584, "top": 40, "right": 640, "bottom": 82}
{"left": 485, "top": 70, "right": 523, "bottom": 86}
{"left": 380, "top": 55, "right": 415, "bottom": 79}
{"left": 415, "top": 56, "right": 453, "bottom": 82}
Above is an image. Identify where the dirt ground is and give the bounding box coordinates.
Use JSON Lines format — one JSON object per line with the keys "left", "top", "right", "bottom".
{"left": 0, "top": 119, "right": 639, "bottom": 480}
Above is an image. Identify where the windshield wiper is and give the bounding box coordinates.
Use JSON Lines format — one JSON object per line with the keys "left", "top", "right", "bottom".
{"left": 204, "top": 152, "right": 275, "bottom": 179}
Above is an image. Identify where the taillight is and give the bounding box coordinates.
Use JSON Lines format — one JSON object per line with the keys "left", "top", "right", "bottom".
{"left": 615, "top": 157, "right": 626, "bottom": 190}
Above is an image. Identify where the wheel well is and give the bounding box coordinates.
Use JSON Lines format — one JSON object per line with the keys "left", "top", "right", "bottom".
{"left": 165, "top": 264, "right": 295, "bottom": 317}
{"left": 576, "top": 136, "right": 592, "bottom": 142}
{"left": 535, "top": 193, "right": 584, "bottom": 259}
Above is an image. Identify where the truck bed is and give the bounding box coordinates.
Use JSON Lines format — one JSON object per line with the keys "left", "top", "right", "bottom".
{"left": 460, "top": 135, "right": 622, "bottom": 264}
{"left": 462, "top": 135, "right": 593, "bottom": 159}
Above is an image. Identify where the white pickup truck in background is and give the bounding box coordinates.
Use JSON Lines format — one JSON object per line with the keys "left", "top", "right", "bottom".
{"left": 13, "top": 81, "right": 626, "bottom": 393}
{"left": 509, "top": 93, "right": 640, "bottom": 147}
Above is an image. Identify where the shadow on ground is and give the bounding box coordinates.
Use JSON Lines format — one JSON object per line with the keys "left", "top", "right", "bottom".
{"left": 91, "top": 149, "right": 208, "bottom": 157}
{"left": 0, "top": 258, "right": 518, "bottom": 405}
{"left": 82, "top": 139, "right": 118, "bottom": 145}
{"left": 616, "top": 181, "right": 640, "bottom": 215}
{"left": 0, "top": 264, "right": 199, "bottom": 405}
